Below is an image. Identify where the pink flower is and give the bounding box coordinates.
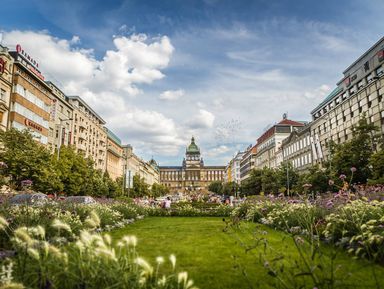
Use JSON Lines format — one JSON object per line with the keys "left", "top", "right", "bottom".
{"left": 328, "top": 180, "right": 335, "bottom": 186}
{"left": 351, "top": 167, "right": 357, "bottom": 172}
{"left": 339, "top": 174, "right": 346, "bottom": 180}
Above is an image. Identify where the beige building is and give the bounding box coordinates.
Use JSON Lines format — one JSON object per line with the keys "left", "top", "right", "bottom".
{"left": 310, "top": 37, "right": 384, "bottom": 163}
{"left": 255, "top": 118, "right": 305, "bottom": 169}
{"left": 240, "top": 144, "right": 257, "bottom": 182}
{"left": 9, "top": 45, "right": 51, "bottom": 144}
{"left": 46, "top": 81, "right": 73, "bottom": 153}
{"left": 159, "top": 137, "right": 225, "bottom": 193}
{"left": 122, "top": 144, "right": 159, "bottom": 187}
{"left": 67, "top": 95, "right": 107, "bottom": 171}
{"left": 106, "top": 128, "right": 123, "bottom": 180}
{"left": 281, "top": 125, "right": 312, "bottom": 172}
{"left": 0, "top": 45, "right": 13, "bottom": 131}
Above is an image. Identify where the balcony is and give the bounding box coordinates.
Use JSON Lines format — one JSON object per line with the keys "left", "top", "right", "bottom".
{"left": 77, "top": 143, "right": 86, "bottom": 151}
{"left": 78, "top": 131, "right": 87, "bottom": 140}
{"left": 78, "top": 119, "right": 86, "bottom": 129}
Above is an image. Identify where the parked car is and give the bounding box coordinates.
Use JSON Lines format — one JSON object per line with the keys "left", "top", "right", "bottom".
{"left": 9, "top": 193, "right": 49, "bottom": 206}
{"left": 64, "top": 196, "right": 96, "bottom": 204}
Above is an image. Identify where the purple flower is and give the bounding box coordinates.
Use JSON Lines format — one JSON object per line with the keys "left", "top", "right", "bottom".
{"left": 326, "top": 200, "right": 333, "bottom": 208}
{"left": 328, "top": 180, "right": 335, "bottom": 186}
{"left": 339, "top": 174, "right": 347, "bottom": 180}
{"left": 350, "top": 167, "right": 357, "bottom": 173}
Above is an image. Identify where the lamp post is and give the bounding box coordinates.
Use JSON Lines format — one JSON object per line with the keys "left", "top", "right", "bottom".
{"left": 57, "top": 118, "right": 72, "bottom": 160}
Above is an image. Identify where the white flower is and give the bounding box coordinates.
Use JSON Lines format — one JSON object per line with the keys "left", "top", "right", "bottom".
{"left": 178, "top": 272, "right": 188, "bottom": 284}
{"left": 135, "top": 257, "right": 153, "bottom": 275}
{"left": 156, "top": 256, "right": 164, "bottom": 264}
{"left": 27, "top": 248, "right": 40, "bottom": 260}
{"left": 169, "top": 254, "right": 176, "bottom": 270}
{"left": 52, "top": 219, "right": 72, "bottom": 233}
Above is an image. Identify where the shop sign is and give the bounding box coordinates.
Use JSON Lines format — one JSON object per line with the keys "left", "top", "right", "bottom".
{"left": 24, "top": 118, "right": 43, "bottom": 132}
{"left": 16, "top": 44, "right": 39, "bottom": 68}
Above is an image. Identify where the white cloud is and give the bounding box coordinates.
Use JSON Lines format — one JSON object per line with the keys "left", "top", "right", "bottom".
{"left": 3, "top": 30, "right": 183, "bottom": 156}
{"left": 187, "top": 109, "right": 215, "bottom": 129}
{"left": 159, "top": 89, "right": 185, "bottom": 101}
{"left": 205, "top": 145, "right": 231, "bottom": 157}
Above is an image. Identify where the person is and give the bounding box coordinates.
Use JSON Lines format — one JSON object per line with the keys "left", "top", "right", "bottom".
{"left": 164, "top": 197, "right": 172, "bottom": 209}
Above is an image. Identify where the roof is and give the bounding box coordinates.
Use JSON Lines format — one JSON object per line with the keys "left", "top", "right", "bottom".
{"left": 257, "top": 119, "right": 305, "bottom": 144}
{"left": 310, "top": 86, "right": 343, "bottom": 114}
{"left": 186, "top": 136, "right": 200, "bottom": 154}
{"left": 343, "top": 36, "right": 384, "bottom": 75}
{"left": 277, "top": 119, "right": 305, "bottom": 126}
{"left": 67, "top": 95, "right": 106, "bottom": 124}
{"left": 106, "top": 128, "right": 121, "bottom": 145}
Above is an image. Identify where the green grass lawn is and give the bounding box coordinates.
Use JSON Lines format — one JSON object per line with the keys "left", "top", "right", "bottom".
{"left": 110, "top": 217, "right": 384, "bottom": 289}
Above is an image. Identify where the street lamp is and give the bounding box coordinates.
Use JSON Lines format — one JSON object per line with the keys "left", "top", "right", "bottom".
{"left": 57, "top": 118, "right": 73, "bottom": 160}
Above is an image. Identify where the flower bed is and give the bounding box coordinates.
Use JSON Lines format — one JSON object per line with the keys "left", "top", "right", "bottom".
{"left": 231, "top": 190, "right": 384, "bottom": 264}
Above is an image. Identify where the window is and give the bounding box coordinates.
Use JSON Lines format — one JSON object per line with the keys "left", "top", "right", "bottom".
{"left": 0, "top": 89, "right": 6, "bottom": 101}
{"left": 342, "top": 92, "right": 348, "bottom": 100}
{"left": 357, "top": 80, "right": 364, "bottom": 89}
{"left": 349, "top": 86, "right": 356, "bottom": 95}
{"left": 377, "top": 66, "right": 384, "bottom": 77}
{"left": 367, "top": 73, "right": 373, "bottom": 83}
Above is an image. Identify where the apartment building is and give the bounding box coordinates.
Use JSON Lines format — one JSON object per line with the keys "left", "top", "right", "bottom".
{"left": 310, "top": 37, "right": 384, "bottom": 163}
{"left": 281, "top": 125, "right": 312, "bottom": 172}
{"left": 240, "top": 144, "right": 257, "bottom": 182}
{"left": 67, "top": 96, "right": 107, "bottom": 171}
{"left": 106, "top": 128, "right": 123, "bottom": 180}
{"left": 9, "top": 45, "right": 51, "bottom": 144}
{"left": 0, "top": 45, "right": 13, "bottom": 131}
{"left": 255, "top": 118, "right": 305, "bottom": 169}
{"left": 46, "top": 81, "right": 73, "bottom": 153}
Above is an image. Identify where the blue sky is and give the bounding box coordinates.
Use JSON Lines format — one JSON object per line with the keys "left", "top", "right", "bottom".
{"left": 1, "top": 0, "right": 383, "bottom": 165}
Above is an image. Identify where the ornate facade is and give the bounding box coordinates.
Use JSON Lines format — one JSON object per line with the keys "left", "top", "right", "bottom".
{"left": 159, "top": 137, "right": 225, "bottom": 193}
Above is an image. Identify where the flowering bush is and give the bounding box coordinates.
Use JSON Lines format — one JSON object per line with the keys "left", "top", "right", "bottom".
{"left": 232, "top": 190, "right": 384, "bottom": 264}
{"left": 0, "top": 213, "right": 197, "bottom": 289}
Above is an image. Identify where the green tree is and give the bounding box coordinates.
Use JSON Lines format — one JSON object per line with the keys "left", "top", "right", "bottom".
{"left": 131, "top": 174, "right": 150, "bottom": 197}
{"left": 330, "top": 116, "right": 377, "bottom": 183}
{"left": 368, "top": 150, "right": 384, "bottom": 184}
{"left": 0, "top": 129, "right": 62, "bottom": 193}
{"left": 276, "top": 162, "right": 299, "bottom": 194}
{"left": 294, "top": 165, "right": 331, "bottom": 194}
{"left": 151, "top": 183, "right": 169, "bottom": 197}
{"left": 53, "top": 146, "right": 90, "bottom": 195}
{"left": 207, "top": 181, "right": 223, "bottom": 194}
{"left": 222, "top": 181, "right": 240, "bottom": 196}
{"left": 241, "top": 169, "right": 263, "bottom": 195}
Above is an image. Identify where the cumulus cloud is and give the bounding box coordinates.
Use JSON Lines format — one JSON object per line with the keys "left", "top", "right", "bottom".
{"left": 159, "top": 89, "right": 185, "bottom": 101}
{"left": 187, "top": 109, "right": 215, "bottom": 129}
{"left": 3, "top": 30, "right": 183, "bottom": 156}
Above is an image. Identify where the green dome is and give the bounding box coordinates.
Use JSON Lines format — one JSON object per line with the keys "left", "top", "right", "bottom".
{"left": 186, "top": 137, "right": 200, "bottom": 154}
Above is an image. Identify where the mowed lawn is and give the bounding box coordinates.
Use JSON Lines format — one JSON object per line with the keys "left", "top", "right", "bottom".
{"left": 110, "top": 217, "right": 384, "bottom": 289}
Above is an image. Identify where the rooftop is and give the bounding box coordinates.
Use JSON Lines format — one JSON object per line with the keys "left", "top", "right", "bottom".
{"left": 67, "top": 95, "right": 106, "bottom": 124}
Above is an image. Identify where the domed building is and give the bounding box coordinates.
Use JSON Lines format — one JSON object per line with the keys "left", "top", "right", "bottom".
{"left": 159, "top": 137, "right": 225, "bottom": 193}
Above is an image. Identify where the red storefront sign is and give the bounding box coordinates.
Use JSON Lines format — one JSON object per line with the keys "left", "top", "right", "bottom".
{"left": 24, "top": 118, "right": 43, "bottom": 132}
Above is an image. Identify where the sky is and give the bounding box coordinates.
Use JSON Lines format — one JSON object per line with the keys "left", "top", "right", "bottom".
{"left": 1, "top": 0, "right": 383, "bottom": 166}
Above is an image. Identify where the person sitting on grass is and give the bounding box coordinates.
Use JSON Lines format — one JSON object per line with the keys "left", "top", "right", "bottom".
{"left": 163, "top": 197, "right": 172, "bottom": 209}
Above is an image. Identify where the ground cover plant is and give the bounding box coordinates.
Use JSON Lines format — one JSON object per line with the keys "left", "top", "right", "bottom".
{"left": 110, "top": 217, "right": 384, "bottom": 289}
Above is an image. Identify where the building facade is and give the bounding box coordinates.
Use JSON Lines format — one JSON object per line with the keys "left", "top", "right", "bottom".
{"left": 159, "top": 137, "right": 225, "bottom": 193}
{"left": 122, "top": 144, "right": 160, "bottom": 187}
{"left": 240, "top": 144, "right": 257, "bottom": 182}
{"left": 67, "top": 95, "right": 107, "bottom": 171}
{"left": 9, "top": 45, "right": 51, "bottom": 145}
{"left": 255, "top": 118, "right": 305, "bottom": 169}
{"left": 46, "top": 81, "right": 73, "bottom": 153}
{"left": 310, "top": 37, "right": 384, "bottom": 164}
{"left": 229, "top": 151, "right": 245, "bottom": 184}
{"left": 0, "top": 45, "right": 13, "bottom": 131}
{"left": 106, "top": 128, "right": 123, "bottom": 180}
{"left": 281, "top": 125, "right": 312, "bottom": 172}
